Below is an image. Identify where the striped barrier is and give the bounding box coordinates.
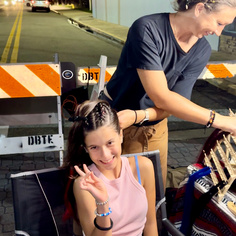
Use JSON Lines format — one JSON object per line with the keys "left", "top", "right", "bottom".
{"left": 77, "top": 66, "right": 116, "bottom": 85}
{"left": 199, "top": 62, "right": 236, "bottom": 79}
{"left": 0, "top": 62, "right": 65, "bottom": 165}
{"left": 0, "top": 64, "right": 61, "bottom": 98}
{"left": 78, "top": 62, "right": 236, "bottom": 86}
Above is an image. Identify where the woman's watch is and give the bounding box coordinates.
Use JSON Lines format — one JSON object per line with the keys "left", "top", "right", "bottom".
{"left": 139, "top": 109, "right": 149, "bottom": 125}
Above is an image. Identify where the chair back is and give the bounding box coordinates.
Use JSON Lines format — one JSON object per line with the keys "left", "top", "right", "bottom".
{"left": 123, "top": 150, "right": 184, "bottom": 236}
{"left": 10, "top": 167, "right": 72, "bottom": 236}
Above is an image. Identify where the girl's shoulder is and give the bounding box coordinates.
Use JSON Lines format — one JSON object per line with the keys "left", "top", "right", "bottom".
{"left": 137, "top": 155, "right": 154, "bottom": 172}
{"left": 128, "top": 155, "right": 154, "bottom": 176}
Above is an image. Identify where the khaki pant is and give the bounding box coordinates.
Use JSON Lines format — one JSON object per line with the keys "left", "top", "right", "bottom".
{"left": 122, "top": 118, "right": 168, "bottom": 188}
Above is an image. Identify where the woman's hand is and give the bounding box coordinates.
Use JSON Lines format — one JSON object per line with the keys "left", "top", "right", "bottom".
{"left": 74, "top": 164, "right": 108, "bottom": 203}
{"left": 214, "top": 114, "right": 236, "bottom": 137}
{"left": 117, "top": 109, "right": 137, "bottom": 129}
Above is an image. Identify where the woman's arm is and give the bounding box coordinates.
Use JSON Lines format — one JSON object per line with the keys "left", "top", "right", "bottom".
{"left": 139, "top": 156, "right": 159, "bottom": 236}
{"left": 138, "top": 69, "right": 236, "bottom": 136}
{"left": 118, "top": 107, "right": 170, "bottom": 130}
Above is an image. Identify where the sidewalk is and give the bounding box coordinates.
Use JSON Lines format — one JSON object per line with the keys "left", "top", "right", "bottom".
{"left": 51, "top": 5, "right": 129, "bottom": 45}
{"left": 1, "top": 6, "right": 236, "bottom": 236}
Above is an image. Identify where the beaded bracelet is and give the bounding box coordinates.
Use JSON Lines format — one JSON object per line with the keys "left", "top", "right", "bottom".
{"left": 206, "top": 110, "right": 216, "bottom": 128}
{"left": 94, "top": 218, "right": 113, "bottom": 231}
{"left": 96, "top": 197, "right": 109, "bottom": 206}
{"left": 133, "top": 110, "right": 137, "bottom": 125}
{"left": 94, "top": 207, "right": 112, "bottom": 217}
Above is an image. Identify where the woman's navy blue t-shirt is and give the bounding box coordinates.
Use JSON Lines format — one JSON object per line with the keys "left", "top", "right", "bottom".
{"left": 106, "top": 13, "right": 211, "bottom": 114}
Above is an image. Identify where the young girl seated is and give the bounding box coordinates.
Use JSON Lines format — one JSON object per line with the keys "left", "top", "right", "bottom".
{"left": 63, "top": 100, "right": 158, "bottom": 236}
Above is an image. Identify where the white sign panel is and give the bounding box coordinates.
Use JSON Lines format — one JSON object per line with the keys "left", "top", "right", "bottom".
{"left": 0, "top": 134, "right": 64, "bottom": 155}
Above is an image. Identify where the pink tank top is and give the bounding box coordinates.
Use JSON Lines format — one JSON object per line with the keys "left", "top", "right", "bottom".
{"left": 89, "top": 156, "right": 148, "bottom": 236}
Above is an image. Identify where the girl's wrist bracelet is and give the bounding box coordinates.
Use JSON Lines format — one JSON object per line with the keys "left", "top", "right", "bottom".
{"left": 95, "top": 207, "right": 112, "bottom": 217}
{"left": 94, "top": 218, "right": 113, "bottom": 231}
{"left": 96, "top": 197, "right": 109, "bottom": 205}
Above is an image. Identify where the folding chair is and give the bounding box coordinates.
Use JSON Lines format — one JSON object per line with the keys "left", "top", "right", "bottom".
{"left": 10, "top": 167, "right": 72, "bottom": 236}
{"left": 123, "top": 150, "right": 184, "bottom": 236}
{"left": 11, "top": 151, "right": 183, "bottom": 236}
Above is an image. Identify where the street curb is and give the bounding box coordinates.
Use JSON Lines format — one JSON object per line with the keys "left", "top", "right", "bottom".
{"left": 67, "top": 18, "right": 126, "bottom": 45}
{"left": 52, "top": 10, "right": 125, "bottom": 45}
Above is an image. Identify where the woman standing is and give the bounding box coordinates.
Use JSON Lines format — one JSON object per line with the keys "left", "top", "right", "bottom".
{"left": 100, "top": 0, "right": 236, "bottom": 187}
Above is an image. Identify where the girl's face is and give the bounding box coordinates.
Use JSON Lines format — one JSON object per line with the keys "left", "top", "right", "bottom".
{"left": 84, "top": 125, "right": 122, "bottom": 172}
{"left": 195, "top": 5, "right": 236, "bottom": 38}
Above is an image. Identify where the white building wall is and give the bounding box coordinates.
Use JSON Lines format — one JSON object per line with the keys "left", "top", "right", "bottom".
{"left": 119, "top": 0, "right": 174, "bottom": 26}
{"left": 92, "top": 0, "right": 173, "bottom": 26}
{"left": 107, "top": 0, "right": 119, "bottom": 24}
{"left": 92, "top": 0, "right": 219, "bottom": 50}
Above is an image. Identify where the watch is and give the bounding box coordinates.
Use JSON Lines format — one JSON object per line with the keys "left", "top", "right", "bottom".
{"left": 139, "top": 109, "right": 149, "bottom": 125}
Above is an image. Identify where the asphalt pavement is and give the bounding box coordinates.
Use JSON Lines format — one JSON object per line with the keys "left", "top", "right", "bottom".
{"left": 1, "top": 5, "right": 236, "bottom": 236}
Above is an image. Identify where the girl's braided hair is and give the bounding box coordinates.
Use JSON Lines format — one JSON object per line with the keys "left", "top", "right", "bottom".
{"left": 63, "top": 100, "right": 120, "bottom": 176}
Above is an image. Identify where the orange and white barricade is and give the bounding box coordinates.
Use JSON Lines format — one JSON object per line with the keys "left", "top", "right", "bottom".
{"left": 0, "top": 60, "right": 77, "bottom": 166}
{"left": 77, "top": 55, "right": 116, "bottom": 100}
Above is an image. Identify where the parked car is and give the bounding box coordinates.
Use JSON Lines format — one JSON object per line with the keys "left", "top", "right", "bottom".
{"left": 31, "top": 0, "right": 50, "bottom": 12}
{"left": 24, "top": 0, "right": 32, "bottom": 6}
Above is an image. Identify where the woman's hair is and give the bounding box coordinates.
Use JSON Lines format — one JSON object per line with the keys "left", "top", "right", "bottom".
{"left": 63, "top": 100, "right": 120, "bottom": 175}
{"left": 173, "top": 0, "right": 236, "bottom": 12}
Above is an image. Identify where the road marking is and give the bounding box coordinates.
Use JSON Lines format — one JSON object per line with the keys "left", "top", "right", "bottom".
{"left": 11, "top": 4, "right": 23, "bottom": 63}
{"left": 0, "top": 4, "right": 23, "bottom": 63}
